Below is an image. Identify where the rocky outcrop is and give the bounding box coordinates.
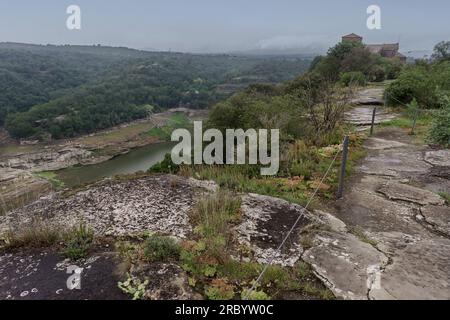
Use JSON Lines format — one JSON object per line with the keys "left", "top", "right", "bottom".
{"left": 303, "top": 230, "right": 388, "bottom": 300}
{"left": 0, "top": 175, "right": 216, "bottom": 238}
{"left": 0, "top": 147, "right": 97, "bottom": 172}
{"left": 0, "top": 168, "right": 51, "bottom": 214}
{"left": 232, "top": 193, "right": 395, "bottom": 300}
{"left": 233, "top": 193, "right": 317, "bottom": 267}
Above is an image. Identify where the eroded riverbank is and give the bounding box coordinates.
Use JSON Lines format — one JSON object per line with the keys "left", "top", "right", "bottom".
{"left": 0, "top": 108, "right": 206, "bottom": 213}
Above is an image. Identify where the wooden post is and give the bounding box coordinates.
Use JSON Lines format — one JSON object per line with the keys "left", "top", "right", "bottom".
{"left": 370, "top": 107, "right": 376, "bottom": 136}
{"left": 337, "top": 135, "right": 350, "bottom": 199}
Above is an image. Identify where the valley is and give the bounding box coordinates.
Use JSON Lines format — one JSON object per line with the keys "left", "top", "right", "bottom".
{"left": 0, "top": 35, "right": 449, "bottom": 302}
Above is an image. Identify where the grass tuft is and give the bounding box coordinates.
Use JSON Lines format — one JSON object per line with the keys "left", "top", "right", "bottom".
{"left": 1, "top": 219, "right": 61, "bottom": 250}
{"left": 62, "top": 222, "right": 94, "bottom": 260}
{"left": 438, "top": 192, "right": 450, "bottom": 204}
{"left": 143, "top": 234, "right": 180, "bottom": 262}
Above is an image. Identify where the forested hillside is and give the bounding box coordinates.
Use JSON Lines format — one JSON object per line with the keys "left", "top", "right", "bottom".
{"left": 0, "top": 43, "right": 311, "bottom": 139}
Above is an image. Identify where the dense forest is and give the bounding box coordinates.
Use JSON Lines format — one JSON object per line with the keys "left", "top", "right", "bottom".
{"left": 0, "top": 43, "right": 311, "bottom": 139}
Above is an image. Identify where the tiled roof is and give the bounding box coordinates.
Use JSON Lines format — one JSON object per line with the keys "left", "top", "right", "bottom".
{"left": 342, "top": 33, "right": 363, "bottom": 39}
{"left": 366, "top": 43, "right": 399, "bottom": 54}
{"left": 366, "top": 44, "right": 384, "bottom": 54}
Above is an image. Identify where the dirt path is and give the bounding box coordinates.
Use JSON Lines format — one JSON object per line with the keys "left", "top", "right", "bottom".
{"left": 310, "top": 87, "right": 450, "bottom": 299}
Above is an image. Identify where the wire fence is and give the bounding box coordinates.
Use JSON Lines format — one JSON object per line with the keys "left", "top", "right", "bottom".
{"left": 244, "top": 141, "right": 343, "bottom": 299}
{"left": 244, "top": 87, "right": 407, "bottom": 299}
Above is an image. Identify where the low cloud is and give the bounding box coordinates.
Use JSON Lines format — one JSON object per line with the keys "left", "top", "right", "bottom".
{"left": 256, "top": 35, "right": 333, "bottom": 54}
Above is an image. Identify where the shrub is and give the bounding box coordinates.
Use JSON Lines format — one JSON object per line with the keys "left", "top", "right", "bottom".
{"left": 205, "top": 279, "right": 235, "bottom": 300}
{"left": 340, "top": 47, "right": 374, "bottom": 75}
{"left": 427, "top": 96, "right": 450, "bottom": 146}
{"left": 340, "top": 72, "right": 366, "bottom": 87}
{"left": 149, "top": 153, "right": 180, "bottom": 174}
{"left": 63, "top": 222, "right": 94, "bottom": 260}
{"left": 369, "top": 65, "right": 386, "bottom": 82}
{"left": 384, "top": 58, "right": 403, "bottom": 79}
{"left": 386, "top": 62, "right": 450, "bottom": 108}
{"left": 241, "top": 288, "right": 271, "bottom": 300}
{"left": 143, "top": 234, "right": 180, "bottom": 262}
{"left": 386, "top": 65, "right": 432, "bottom": 107}
{"left": 406, "top": 98, "right": 420, "bottom": 118}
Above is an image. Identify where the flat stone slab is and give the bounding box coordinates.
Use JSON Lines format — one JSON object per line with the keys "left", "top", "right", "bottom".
{"left": 351, "top": 88, "right": 385, "bottom": 105}
{"left": 233, "top": 193, "right": 316, "bottom": 267}
{"left": 364, "top": 137, "right": 408, "bottom": 150}
{"left": 345, "top": 107, "right": 397, "bottom": 125}
{"left": 314, "top": 210, "right": 348, "bottom": 233}
{"left": 358, "top": 149, "right": 432, "bottom": 177}
{"left": 336, "top": 185, "right": 425, "bottom": 236}
{"left": 0, "top": 175, "right": 216, "bottom": 238}
{"left": 303, "top": 230, "right": 388, "bottom": 300}
{"left": 419, "top": 205, "right": 450, "bottom": 236}
{"left": 0, "top": 251, "right": 127, "bottom": 300}
{"left": 378, "top": 182, "right": 445, "bottom": 206}
{"left": 425, "top": 150, "right": 450, "bottom": 167}
{"left": 371, "top": 238, "right": 450, "bottom": 300}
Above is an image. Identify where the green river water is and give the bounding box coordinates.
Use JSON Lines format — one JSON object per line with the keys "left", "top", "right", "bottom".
{"left": 56, "top": 142, "right": 175, "bottom": 188}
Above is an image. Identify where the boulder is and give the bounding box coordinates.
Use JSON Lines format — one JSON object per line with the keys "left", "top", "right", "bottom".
{"left": 303, "top": 231, "right": 388, "bottom": 300}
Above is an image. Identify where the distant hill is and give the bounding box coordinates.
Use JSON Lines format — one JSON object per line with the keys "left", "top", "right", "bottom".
{"left": 0, "top": 43, "right": 311, "bottom": 139}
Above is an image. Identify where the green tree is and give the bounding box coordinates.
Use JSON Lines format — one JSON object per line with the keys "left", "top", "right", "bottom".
{"left": 432, "top": 41, "right": 450, "bottom": 62}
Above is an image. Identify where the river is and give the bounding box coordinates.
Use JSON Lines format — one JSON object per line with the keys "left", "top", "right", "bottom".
{"left": 56, "top": 142, "right": 175, "bottom": 188}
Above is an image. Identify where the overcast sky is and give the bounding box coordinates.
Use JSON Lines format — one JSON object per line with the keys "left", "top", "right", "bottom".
{"left": 0, "top": 0, "right": 448, "bottom": 54}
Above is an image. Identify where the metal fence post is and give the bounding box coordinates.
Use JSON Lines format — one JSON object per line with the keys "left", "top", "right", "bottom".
{"left": 337, "top": 135, "right": 349, "bottom": 199}
{"left": 370, "top": 107, "right": 376, "bottom": 136}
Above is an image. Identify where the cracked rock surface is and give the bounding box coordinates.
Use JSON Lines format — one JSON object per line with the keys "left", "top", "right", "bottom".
{"left": 419, "top": 205, "right": 450, "bottom": 236}
{"left": 233, "top": 193, "right": 316, "bottom": 267}
{"left": 0, "top": 175, "right": 216, "bottom": 238}
{"left": 303, "top": 231, "right": 388, "bottom": 300}
{"left": 328, "top": 126, "right": 450, "bottom": 300}
{"left": 345, "top": 107, "right": 397, "bottom": 126}
{"left": 350, "top": 88, "right": 385, "bottom": 105}
{"left": 377, "top": 181, "right": 445, "bottom": 206}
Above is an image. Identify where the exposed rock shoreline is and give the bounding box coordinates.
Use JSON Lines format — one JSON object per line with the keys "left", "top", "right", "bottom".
{"left": 0, "top": 108, "right": 207, "bottom": 214}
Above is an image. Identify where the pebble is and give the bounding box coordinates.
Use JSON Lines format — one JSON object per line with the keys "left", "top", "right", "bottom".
{"left": 20, "top": 291, "right": 29, "bottom": 297}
